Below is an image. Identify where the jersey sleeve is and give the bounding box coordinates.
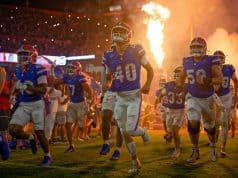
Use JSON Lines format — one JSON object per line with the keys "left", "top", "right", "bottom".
{"left": 134, "top": 44, "right": 146, "bottom": 60}
{"left": 36, "top": 65, "right": 47, "bottom": 85}
{"left": 230, "top": 65, "right": 235, "bottom": 76}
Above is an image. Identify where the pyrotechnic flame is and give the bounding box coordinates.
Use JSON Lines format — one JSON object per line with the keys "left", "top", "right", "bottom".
{"left": 142, "top": 2, "right": 170, "bottom": 68}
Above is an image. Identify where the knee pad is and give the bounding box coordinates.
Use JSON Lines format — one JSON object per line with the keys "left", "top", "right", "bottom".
{"left": 187, "top": 121, "right": 200, "bottom": 135}
{"left": 204, "top": 127, "right": 216, "bottom": 135}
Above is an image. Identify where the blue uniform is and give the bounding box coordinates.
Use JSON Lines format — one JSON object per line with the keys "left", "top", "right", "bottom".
{"left": 17, "top": 64, "right": 47, "bottom": 102}
{"left": 216, "top": 64, "right": 235, "bottom": 96}
{"left": 164, "top": 81, "right": 186, "bottom": 109}
{"left": 102, "top": 44, "right": 145, "bottom": 92}
{"left": 183, "top": 55, "right": 220, "bottom": 98}
{"left": 63, "top": 73, "right": 86, "bottom": 103}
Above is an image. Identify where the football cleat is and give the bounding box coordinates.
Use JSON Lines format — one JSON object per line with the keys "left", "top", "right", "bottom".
{"left": 128, "top": 158, "right": 142, "bottom": 174}
{"left": 110, "top": 150, "right": 120, "bottom": 161}
{"left": 64, "top": 145, "right": 75, "bottom": 153}
{"left": 210, "top": 144, "right": 217, "bottom": 161}
{"left": 187, "top": 147, "right": 200, "bottom": 163}
{"left": 220, "top": 146, "right": 226, "bottom": 158}
{"left": 172, "top": 149, "right": 181, "bottom": 158}
{"left": 99, "top": 144, "right": 110, "bottom": 155}
{"left": 38, "top": 155, "right": 52, "bottom": 167}
{"left": 164, "top": 133, "right": 173, "bottom": 143}
{"left": 142, "top": 128, "right": 150, "bottom": 145}
{"left": 29, "top": 134, "right": 38, "bottom": 154}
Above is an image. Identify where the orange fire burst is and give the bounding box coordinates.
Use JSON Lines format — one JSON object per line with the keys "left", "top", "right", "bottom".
{"left": 142, "top": 2, "right": 170, "bottom": 68}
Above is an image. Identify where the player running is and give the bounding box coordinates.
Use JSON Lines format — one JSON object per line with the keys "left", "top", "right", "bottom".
{"left": 103, "top": 22, "right": 154, "bottom": 173}
{"left": 158, "top": 66, "right": 186, "bottom": 158}
{"left": 9, "top": 44, "right": 52, "bottom": 166}
{"left": 213, "top": 50, "right": 238, "bottom": 157}
{"left": 181, "top": 37, "right": 223, "bottom": 163}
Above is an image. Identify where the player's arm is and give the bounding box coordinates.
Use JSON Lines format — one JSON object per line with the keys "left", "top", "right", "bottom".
{"left": 211, "top": 64, "right": 223, "bottom": 85}
{"left": 101, "top": 65, "right": 112, "bottom": 94}
{"left": 82, "top": 81, "right": 93, "bottom": 102}
{"left": 232, "top": 72, "right": 238, "bottom": 105}
{"left": 140, "top": 55, "right": 154, "bottom": 94}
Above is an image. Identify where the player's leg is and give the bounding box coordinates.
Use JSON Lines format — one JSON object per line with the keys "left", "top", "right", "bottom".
{"left": 186, "top": 96, "right": 201, "bottom": 163}
{"left": 171, "top": 109, "right": 184, "bottom": 158}
{"left": 32, "top": 100, "right": 52, "bottom": 166}
{"left": 9, "top": 104, "right": 36, "bottom": 154}
{"left": 45, "top": 112, "right": 57, "bottom": 141}
{"left": 65, "top": 104, "right": 76, "bottom": 152}
{"left": 77, "top": 102, "right": 87, "bottom": 140}
{"left": 202, "top": 102, "right": 217, "bottom": 162}
{"left": 165, "top": 111, "right": 173, "bottom": 143}
{"left": 100, "top": 91, "right": 116, "bottom": 155}
{"left": 110, "top": 124, "right": 123, "bottom": 160}
{"left": 125, "top": 95, "right": 145, "bottom": 173}
{"left": 126, "top": 95, "right": 149, "bottom": 144}
{"left": 231, "top": 109, "right": 236, "bottom": 137}
{"left": 0, "top": 110, "right": 10, "bottom": 160}
{"left": 219, "top": 94, "right": 232, "bottom": 157}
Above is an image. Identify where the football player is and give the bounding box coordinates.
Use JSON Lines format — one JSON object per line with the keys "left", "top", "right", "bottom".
{"left": 103, "top": 22, "right": 154, "bottom": 173}
{"left": 100, "top": 44, "right": 123, "bottom": 160}
{"left": 158, "top": 66, "right": 186, "bottom": 158}
{"left": 154, "top": 78, "right": 171, "bottom": 142}
{"left": 9, "top": 44, "right": 52, "bottom": 166}
{"left": 50, "top": 61, "right": 92, "bottom": 152}
{"left": 0, "top": 67, "right": 14, "bottom": 161}
{"left": 213, "top": 50, "right": 238, "bottom": 157}
{"left": 181, "top": 37, "right": 223, "bottom": 163}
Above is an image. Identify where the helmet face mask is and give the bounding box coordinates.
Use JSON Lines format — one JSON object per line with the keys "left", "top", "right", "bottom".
{"left": 17, "top": 44, "right": 38, "bottom": 67}
{"left": 213, "top": 50, "right": 225, "bottom": 64}
{"left": 66, "top": 61, "right": 82, "bottom": 76}
{"left": 190, "top": 37, "right": 206, "bottom": 57}
{"left": 111, "top": 22, "right": 132, "bottom": 44}
{"left": 173, "top": 66, "right": 183, "bottom": 81}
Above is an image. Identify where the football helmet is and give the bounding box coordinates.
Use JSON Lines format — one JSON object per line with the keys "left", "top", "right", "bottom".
{"left": 173, "top": 66, "right": 183, "bottom": 80}
{"left": 213, "top": 50, "right": 225, "bottom": 64}
{"left": 111, "top": 22, "right": 132, "bottom": 44}
{"left": 190, "top": 37, "right": 207, "bottom": 57}
{"left": 17, "top": 44, "right": 38, "bottom": 66}
{"left": 66, "top": 61, "right": 82, "bottom": 75}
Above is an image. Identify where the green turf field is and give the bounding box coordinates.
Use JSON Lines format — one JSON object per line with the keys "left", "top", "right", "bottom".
{"left": 0, "top": 131, "right": 238, "bottom": 178}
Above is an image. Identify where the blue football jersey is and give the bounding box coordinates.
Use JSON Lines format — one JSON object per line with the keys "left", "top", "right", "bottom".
{"left": 102, "top": 44, "right": 145, "bottom": 92}
{"left": 164, "top": 81, "right": 186, "bottom": 109}
{"left": 216, "top": 64, "right": 235, "bottom": 96}
{"left": 17, "top": 64, "right": 47, "bottom": 102}
{"left": 183, "top": 55, "right": 220, "bottom": 98}
{"left": 63, "top": 73, "right": 87, "bottom": 103}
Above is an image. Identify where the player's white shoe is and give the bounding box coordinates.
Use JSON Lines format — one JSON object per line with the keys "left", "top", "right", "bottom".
{"left": 220, "top": 146, "right": 226, "bottom": 158}
{"left": 128, "top": 158, "right": 141, "bottom": 174}
{"left": 187, "top": 147, "right": 200, "bottom": 163}
{"left": 172, "top": 148, "right": 181, "bottom": 158}
{"left": 142, "top": 128, "right": 150, "bottom": 145}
